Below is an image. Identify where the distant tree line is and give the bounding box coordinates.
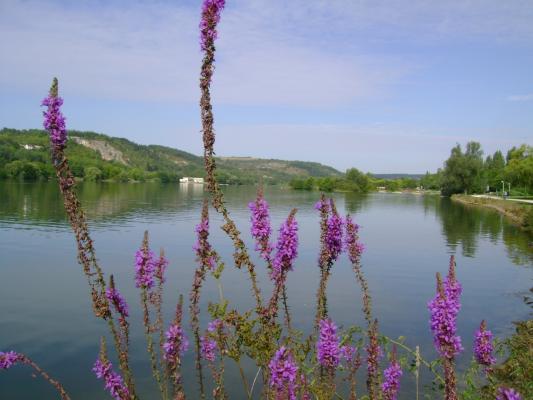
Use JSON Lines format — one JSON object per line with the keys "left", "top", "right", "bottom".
{"left": 423, "top": 142, "right": 532, "bottom": 196}
{"left": 289, "top": 168, "right": 421, "bottom": 193}
{"left": 290, "top": 142, "right": 532, "bottom": 196}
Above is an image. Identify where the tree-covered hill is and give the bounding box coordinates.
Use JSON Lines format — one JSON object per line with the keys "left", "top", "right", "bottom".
{"left": 0, "top": 128, "right": 341, "bottom": 184}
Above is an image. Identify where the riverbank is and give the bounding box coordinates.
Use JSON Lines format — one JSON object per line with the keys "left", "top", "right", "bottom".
{"left": 451, "top": 194, "right": 533, "bottom": 233}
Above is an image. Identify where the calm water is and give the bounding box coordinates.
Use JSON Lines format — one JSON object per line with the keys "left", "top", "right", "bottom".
{"left": 0, "top": 181, "right": 531, "bottom": 399}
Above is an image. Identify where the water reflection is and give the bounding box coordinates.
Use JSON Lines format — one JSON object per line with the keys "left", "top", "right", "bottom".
{"left": 432, "top": 196, "right": 533, "bottom": 265}
{"left": 1, "top": 182, "right": 531, "bottom": 266}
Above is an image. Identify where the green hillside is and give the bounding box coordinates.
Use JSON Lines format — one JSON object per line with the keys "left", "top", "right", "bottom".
{"left": 0, "top": 128, "right": 341, "bottom": 184}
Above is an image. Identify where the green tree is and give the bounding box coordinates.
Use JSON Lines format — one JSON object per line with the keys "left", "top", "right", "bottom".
{"left": 345, "top": 168, "right": 371, "bottom": 192}
{"left": 441, "top": 142, "right": 485, "bottom": 196}
{"left": 84, "top": 166, "right": 103, "bottom": 181}
{"left": 485, "top": 150, "right": 505, "bottom": 191}
{"left": 505, "top": 144, "right": 533, "bottom": 194}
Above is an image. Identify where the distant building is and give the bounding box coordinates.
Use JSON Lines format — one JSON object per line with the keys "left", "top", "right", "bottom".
{"left": 179, "top": 177, "right": 204, "bottom": 184}
{"left": 21, "top": 144, "right": 42, "bottom": 150}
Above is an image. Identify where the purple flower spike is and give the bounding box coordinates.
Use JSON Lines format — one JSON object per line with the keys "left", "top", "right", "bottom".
{"left": 340, "top": 345, "right": 356, "bottom": 363}
{"left": 200, "top": 336, "right": 217, "bottom": 362}
{"left": 345, "top": 215, "right": 364, "bottom": 264}
{"left": 105, "top": 287, "right": 129, "bottom": 318}
{"left": 134, "top": 246, "right": 156, "bottom": 289}
{"left": 381, "top": 353, "right": 402, "bottom": 400}
{"left": 268, "top": 346, "right": 298, "bottom": 400}
{"left": 497, "top": 387, "right": 522, "bottom": 400}
{"left": 428, "top": 261, "right": 463, "bottom": 359}
{"left": 0, "top": 351, "right": 19, "bottom": 369}
{"left": 249, "top": 193, "right": 273, "bottom": 262}
{"left": 200, "top": 0, "right": 226, "bottom": 51}
{"left": 474, "top": 320, "right": 495, "bottom": 368}
{"left": 92, "top": 359, "right": 129, "bottom": 400}
{"left": 271, "top": 211, "right": 298, "bottom": 282}
{"left": 207, "top": 319, "right": 223, "bottom": 333}
{"left": 163, "top": 324, "right": 189, "bottom": 362}
{"left": 155, "top": 252, "right": 168, "bottom": 283}
{"left": 194, "top": 213, "right": 216, "bottom": 270}
{"left": 41, "top": 79, "right": 67, "bottom": 149}
{"left": 315, "top": 198, "right": 330, "bottom": 213}
{"left": 317, "top": 318, "right": 341, "bottom": 369}
{"left": 325, "top": 203, "right": 344, "bottom": 263}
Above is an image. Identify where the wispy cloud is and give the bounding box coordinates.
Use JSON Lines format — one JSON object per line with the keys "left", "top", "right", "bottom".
{"left": 506, "top": 94, "right": 533, "bottom": 102}
{"left": 0, "top": 0, "right": 409, "bottom": 106}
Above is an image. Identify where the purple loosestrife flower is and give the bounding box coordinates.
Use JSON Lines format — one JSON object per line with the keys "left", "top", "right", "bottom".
{"left": 317, "top": 318, "right": 341, "bottom": 369}
{"left": 268, "top": 346, "right": 299, "bottom": 400}
{"left": 325, "top": 205, "right": 344, "bottom": 263}
{"left": 207, "top": 319, "right": 222, "bottom": 333}
{"left": 444, "top": 256, "right": 462, "bottom": 316}
{"left": 345, "top": 215, "right": 365, "bottom": 264}
{"left": 366, "top": 319, "right": 382, "bottom": 378}
{"left": 200, "top": 0, "right": 226, "bottom": 52}
{"left": 105, "top": 287, "right": 129, "bottom": 318}
{"left": 92, "top": 359, "right": 129, "bottom": 400}
{"left": 428, "top": 272, "right": 463, "bottom": 359}
{"left": 41, "top": 79, "right": 67, "bottom": 149}
{"left": 474, "top": 320, "right": 495, "bottom": 368}
{"left": 134, "top": 236, "right": 156, "bottom": 289}
{"left": 381, "top": 350, "right": 402, "bottom": 400}
{"left": 0, "top": 351, "right": 19, "bottom": 369}
{"left": 249, "top": 193, "right": 273, "bottom": 261}
{"left": 163, "top": 324, "right": 189, "bottom": 361}
{"left": 194, "top": 215, "right": 216, "bottom": 270}
{"left": 340, "top": 345, "right": 356, "bottom": 363}
{"left": 200, "top": 336, "right": 217, "bottom": 362}
{"left": 497, "top": 387, "right": 522, "bottom": 400}
{"left": 315, "top": 198, "right": 330, "bottom": 213}
{"left": 272, "top": 212, "right": 298, "bottom": 282}
{"left": 154, "top": 252, "right": 168, "bottom": 283}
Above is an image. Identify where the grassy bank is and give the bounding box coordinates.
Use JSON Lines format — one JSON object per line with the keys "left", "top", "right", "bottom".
{"left": 451, "top": 194, "right": 533, "bottom": 233}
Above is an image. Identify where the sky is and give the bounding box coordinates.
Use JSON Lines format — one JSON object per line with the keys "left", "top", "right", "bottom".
{"left": 1, "top": 0, "right": 532, "bottom": 173}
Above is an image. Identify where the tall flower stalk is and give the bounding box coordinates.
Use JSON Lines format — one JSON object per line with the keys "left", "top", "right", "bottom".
{"left": 474, "top": 320, "right": 495, "bottom": 372}
{"left": 199, "top": 0, "right": 264, "bottom": 317}
{"left": 266, "top": 209, "right": 298, "bottom": 326}
{"left": 381, "top": 346, "right": 402, "bottom": 400}
{"left": 93, "top": 339, "right": 130, "bottom": 400}
{"left": 0, "top": 351, "right": 71, "bottom": 400}
{"left": 249, "top": 188, "right": 273, "bottom": 264}
{"left": 164, "top": 295, "right": 188, "bottom": 398}
{"left": 315, "top": 196, "right": 343, "bottom": 327}
{"left": 190, "top": 199, "right": 212, "bottom": 398}
{"left": 428, "top": 256, "right": 463, "bottom": 400}
{"left": 136, "top": 231, "right": 166, "bottom": 399}
{"left": 42, "top": 78, "right": 136, "bottom": 397}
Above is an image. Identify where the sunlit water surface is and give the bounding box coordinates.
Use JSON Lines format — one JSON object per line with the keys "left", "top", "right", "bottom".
{"left": 0, "top": 182, "right": 531, "bottom": 399}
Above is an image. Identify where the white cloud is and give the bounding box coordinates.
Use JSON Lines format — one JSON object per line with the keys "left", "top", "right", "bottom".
{"left": 507, "top": 94, "right": 533, "bottom": 102}
{"left": 4, "top": 0, "right": 532, "bottom": 107}
{"left": 0, "top": 0, "right": 408, "bottom": 106}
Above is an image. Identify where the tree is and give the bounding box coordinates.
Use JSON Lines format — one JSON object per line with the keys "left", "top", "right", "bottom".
{"left": 505, "top": 145, "right": 533, "bottom": 194}
{"left": 485, "top": 150, "right": 505, "bottom": 191}
{"left": 441, "top": 142, "right": 485, "bottom": 196}
{"left": 345, "top": 168, "right": 371, "bottom": 192}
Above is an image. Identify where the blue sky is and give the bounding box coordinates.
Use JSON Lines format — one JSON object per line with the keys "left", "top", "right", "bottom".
{"left": 1, "top": 0, "right": 532, "bottom": 173}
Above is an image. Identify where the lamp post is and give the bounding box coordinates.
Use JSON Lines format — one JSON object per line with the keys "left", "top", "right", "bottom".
{"left": 501, "top": 181, "right": 505, "bottom": 198}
